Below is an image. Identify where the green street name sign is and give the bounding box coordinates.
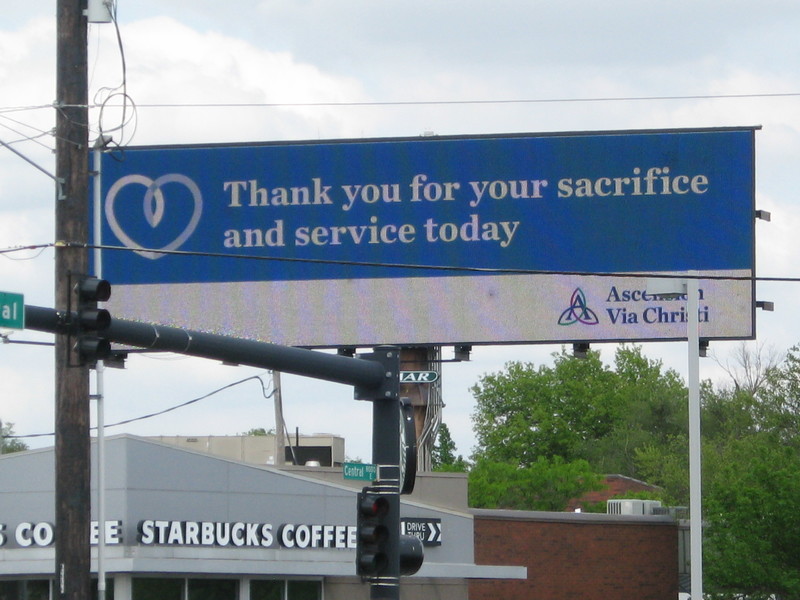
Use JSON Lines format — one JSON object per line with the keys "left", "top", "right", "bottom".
{"left": 0, "top": 291, "right": 24, "bottom": 330}
{"left": 342, "top": 462, "right": 377, "bottom": 481}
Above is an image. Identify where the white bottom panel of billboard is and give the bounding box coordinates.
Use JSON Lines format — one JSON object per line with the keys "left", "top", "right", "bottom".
{"left": 107, "top": 270, "right": 753, "bottom": 348}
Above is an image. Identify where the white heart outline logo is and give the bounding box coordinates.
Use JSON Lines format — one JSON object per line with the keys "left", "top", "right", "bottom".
{"left": 105, "top": 173, "right": 203, "bottom": 260}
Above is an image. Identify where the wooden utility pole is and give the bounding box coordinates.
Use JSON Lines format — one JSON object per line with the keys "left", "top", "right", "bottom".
{"left": 55, "top": 0, "right": 91, "bottom": 599}
{"left": 273, "top": 371, "right": 285, "bottom": 466}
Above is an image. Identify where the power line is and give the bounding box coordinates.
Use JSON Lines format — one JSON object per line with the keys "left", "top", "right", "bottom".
{"left": 0, "top": 244, "right": 51, "bottom": 259}
{"left": 0, "top": 104, "right": 53, "bottom": 114}
{"left": 3, "top": 91, "right": 799, "bottom": 113}
{"left": 4, "top": 241, "right": 800, "bottom": 283}
{"left": 6, "top": 374, "right": 274, "bottom": 441}
{"left": 91, "top": 91, "right": 800, "bottom": 109}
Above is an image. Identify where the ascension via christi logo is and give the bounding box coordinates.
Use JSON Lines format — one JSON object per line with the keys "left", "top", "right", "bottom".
{"left": 104, "top": 174, "right": 203, "bottom": 260}
{"left": 558, "top": 288, "right": 599, "bottom": 326}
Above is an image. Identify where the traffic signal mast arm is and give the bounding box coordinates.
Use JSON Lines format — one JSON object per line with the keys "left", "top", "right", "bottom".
{"left": 24, "top": 304, "right": 387, "bottom": 390}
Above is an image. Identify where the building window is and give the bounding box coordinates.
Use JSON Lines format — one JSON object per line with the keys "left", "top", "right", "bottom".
{"left": 286, "top": 581, "right": 321, "bottom": 600}
{"left": 188, "top": 579, "right": 237, "bottom": 600}
{"left": 250, "top": 580, "right": 282, "bottom": 600}
{"left": 250, "top": 580, "right": 321, "bottom": 600}
{"left": 132, "top": 578, "right": 182, "bottom": 600}
{"left": 0, "top": 580, "right": 50, "bottom": 600}
{"left": 131, "top": 578, "right": 318, "bottom": 600}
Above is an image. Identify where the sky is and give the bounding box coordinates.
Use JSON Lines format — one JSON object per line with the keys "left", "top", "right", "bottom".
{"left": 1, "top": 1, "right": 800, "bottom": 464}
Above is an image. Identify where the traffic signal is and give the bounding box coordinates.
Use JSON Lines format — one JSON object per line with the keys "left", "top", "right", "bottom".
{"left": 356, "top": 485, "right": 425, "bottom": 581}
{"left": 356, "top": 487, "right": 391, "bottom": 577}
{"left": 73, "top": 276, "right": 112, "bottom": 366}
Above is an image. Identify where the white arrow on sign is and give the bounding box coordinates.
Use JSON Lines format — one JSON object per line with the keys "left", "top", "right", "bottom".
{"left": 427, "top": 521, "right": 442, "bottom": 544}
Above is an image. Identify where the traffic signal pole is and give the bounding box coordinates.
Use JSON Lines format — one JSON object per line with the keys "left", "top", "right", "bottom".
{"left": 353, "top": 350, "right": 423, "bottom": 599}
{"left": 357, "top": 349, "right": 402, "bottom": 599}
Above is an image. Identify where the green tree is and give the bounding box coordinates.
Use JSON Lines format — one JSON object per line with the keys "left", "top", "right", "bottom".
{"left": 469, "top": 345, "right": 686, "bottom": 511}
{"left": 468, "top": 340, "right": 800, "bottom": 592}
{"left": 698, "top": 343, "right": 800, "bottom": 597}
{"left": 1, "top": 420, "right": 28, "bottom": 454}
{"left": 582, "top": 346, "right": 687, "bottom": 478}
{"left": 468, "top": 456, "right": 602, "bottom": 511}
{"left": 471, "top": 345, "right": 686, "bottom": 471}
{"left": 704, "top": 434, "right": 800, "bottom": 599}
{"left": 633, "top": 434, "right": 689, "bottom": 506}
{"left": 755, "top": 343, "right": 800, "bottom": 447}
{"left": 241, "top": 427, "right": 274, "bottom": 436}
{"left": 471, "top": 348, "right": 621, "bottom": 466}
{"left": 431, "top": 423, "right": 468, "bottom": 472}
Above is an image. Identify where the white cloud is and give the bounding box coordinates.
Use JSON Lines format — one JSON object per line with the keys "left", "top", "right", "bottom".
{"left": 88, "top": 16, "right": 368, "bottom": 144}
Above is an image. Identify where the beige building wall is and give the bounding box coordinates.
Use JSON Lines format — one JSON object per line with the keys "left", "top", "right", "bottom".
{"left": 151, "top": 434, "right": 345, "bottom": 466}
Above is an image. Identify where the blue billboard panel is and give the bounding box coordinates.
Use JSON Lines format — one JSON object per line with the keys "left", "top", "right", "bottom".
{"left": 94, "top": 128, "right": 756, "bottom": 347}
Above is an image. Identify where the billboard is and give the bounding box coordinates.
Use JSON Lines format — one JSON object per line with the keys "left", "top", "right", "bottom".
{"left": 93, "top": 127, "right": 756, "bottom": 348}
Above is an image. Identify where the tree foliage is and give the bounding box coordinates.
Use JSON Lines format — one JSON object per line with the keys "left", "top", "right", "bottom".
{"left": 469, "top": 456, "right": 602, "bottom": 511}
{"left": 241, "top": 427, "right": 274, "bottom": 436}
{"left": 431, "top": 423, "right": 469, "bottom": 472}
{"left": 470, "top": 348, "right": 621, "bottom": 466}
{"left": 468, "top": 341, "right": 800, "bottom": 596}
{"left": 699, "top": 343, "right": 800, "bottom": 598}
{"left": 704, "top": 435, "right": 800, "bottom": 599}
{"left": 0, "top": 420, "right": 28, "bottom": 454}
{"left": 467, "top": 345, "right": 685, "bottom": 512}
{"left": 471, "top": 345, "right": 684, "bottom": 479}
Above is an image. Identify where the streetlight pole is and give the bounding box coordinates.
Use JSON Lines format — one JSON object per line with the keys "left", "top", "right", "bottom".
{"left": 647, "top": 273, "right": 703, "bottom": 599}
{"left": 686, "top": 274, "right": 703, "bottom": 600}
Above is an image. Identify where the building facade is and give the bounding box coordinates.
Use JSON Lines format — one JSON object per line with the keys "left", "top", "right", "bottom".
{"left": 470, "top": 509, "right": 679, "bottom": 600}
{"left": 0, "top": 436, "right": 522, "bottom": 600}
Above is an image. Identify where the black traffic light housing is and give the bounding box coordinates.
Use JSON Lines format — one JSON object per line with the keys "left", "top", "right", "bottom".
{"left": 356, "top": 485, "right": 424, "bottom": 583}
{"left": 356, "top": 487, "right": 391, "bottom": 577}
{"left": 71, "top": 275, "right": 112, "bottom": 366}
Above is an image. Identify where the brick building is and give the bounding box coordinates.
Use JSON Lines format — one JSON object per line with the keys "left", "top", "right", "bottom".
{"left": 471, "top": 509, "right": 679, "bottom": 600}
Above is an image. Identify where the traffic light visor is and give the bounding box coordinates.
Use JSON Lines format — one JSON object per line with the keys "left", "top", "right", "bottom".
{"left": 77, "top": 278, "right": 111, "bottom": 302}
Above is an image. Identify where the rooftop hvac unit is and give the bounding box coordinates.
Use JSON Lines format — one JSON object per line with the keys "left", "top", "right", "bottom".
{"left": 607, "top": 499, "right": 662, "bottom": 515}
